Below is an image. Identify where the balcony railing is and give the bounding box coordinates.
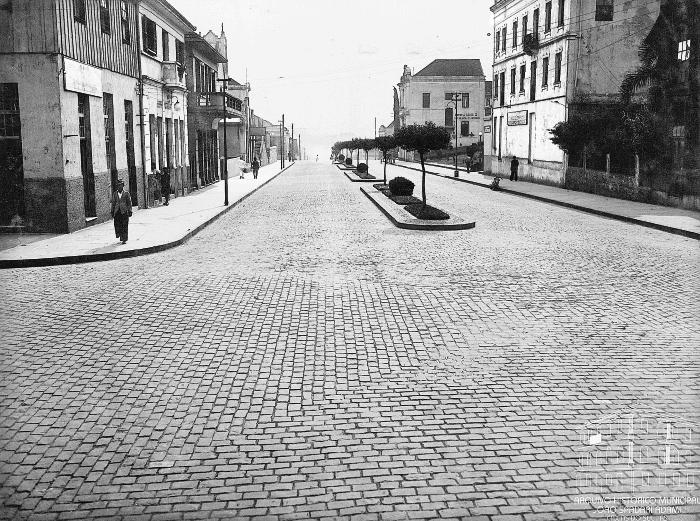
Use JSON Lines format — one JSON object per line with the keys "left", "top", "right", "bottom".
{"left": 196, "top": 92, "right": 243, "bottom": 113}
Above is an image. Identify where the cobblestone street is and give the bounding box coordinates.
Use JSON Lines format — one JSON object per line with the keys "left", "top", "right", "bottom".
{"left": 1, "top": 161, "right": 698, "bottom": 520}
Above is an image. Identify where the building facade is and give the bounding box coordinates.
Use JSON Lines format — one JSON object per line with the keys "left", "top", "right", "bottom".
{"left": 184, "top": 30, "right": 226, "bottom": 188}
{"left": 0, "top": 0, "right": 142, "bottom": 232}
{"left": 487, "top": 0, "right": 661, "bottom": 184}
{"left": 138, "top": 0, "right": 194, "bottom": 205}
{"left": 397, "top": 59, "right": 487, "bottom": 152}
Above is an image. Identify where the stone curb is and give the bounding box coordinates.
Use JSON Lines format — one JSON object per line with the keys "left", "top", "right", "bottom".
{"left": 342, "top": 170, "right": 379, "bottom": 183}
{"left": 393, "top": 162, "right": 700, "bottom": 241}
{"left": 0, "top": 163, "right": 296, "bottom": 270}
{"left": 360, "top": 187, "right": 476, "bottom": 231}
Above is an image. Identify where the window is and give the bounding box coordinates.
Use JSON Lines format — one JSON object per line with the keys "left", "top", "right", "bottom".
{"left": 530, "top": 61, "right": 537, "bottom": 100}
{"left": 523, "top": 15, "right": 528, "bottom": 43}
{"left": 445, "top": 92, "right": 453, "bottom": 101}
{"left": 162, "top": 30, "right": 170, "bottom": 61}
{"left": 120, "top": 1, "right": 130, "bottom": 43}
{"left": 542, "top": 56, "right": 549, "bottom": 87}
{"left": 499, "top": 71, "right": 505, "bottom": 105}
{"left": 678, "top": 39, "right": 690, "bottom": 61}
{"left": 533, "top": 8, "right": 540, "bottom": 36}
{"left": 520, "top": 64, "right": 526, "bottom": 93}
{"left": 554, "top": 51, "right": 562, "bottom": 83}
{"left": 142, "top": 16, "right": 157, "bottom": 55}
{"left": 545, "top": 1, "right": 552, "bottom": 32}
{"left": 73, "top": 0, "right": 86, "bottom": 24}
{"left": 510, "top": 68, "right": 516, "bottom": 95}
{"left": 493, "top": 74, "right": 499, "bottom": 103}
{"left": 460, "top": 121, "right": 469, "bottom": 137}
{"left": 558, "top": 0, "right": 565, "bottom": 26}
{"left": 496, "top": 30, "right": 501, "bottom": 52}
{"left": 502, "top": 27, "right": 507, "bottom": 52}
{"left": 444, "top": 107, "right": 453, "bottom": 127}
{"left": 513, "top": 20, "right": 518, "bottom": 48}
{"left": 99, "top": 0, "right": 110, "bottom": 34}
{"left": 422, "top": 93, "right": 430, "bottom": 108}
{"left": 175, "top": 39, "right": 184, "bottom": 65}
{"left": 461, "top": 93, "right": 469, "bottom": 108}
{"left": 0, "top": 83, "right": 21, "bottom": 138}
{"left": 595, "top": 0, "right": 613, "bottom": 21}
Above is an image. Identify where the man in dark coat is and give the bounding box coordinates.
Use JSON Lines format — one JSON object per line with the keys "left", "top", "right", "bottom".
{"left": 111, "top": 179, "right": 132, "bottom": 244}
{"left": 510, "top": 156, "right": 519, "bottom": 181}
{"left": 251, "top": 157, "right": 260, "bottom": 179}
{"left": 160, "top": 167, "right": 170, "bottom": 205}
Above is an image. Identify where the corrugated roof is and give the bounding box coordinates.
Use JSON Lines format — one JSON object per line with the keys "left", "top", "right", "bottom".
{"left": 414, "top": 59, "right": 484, "bottom": 78}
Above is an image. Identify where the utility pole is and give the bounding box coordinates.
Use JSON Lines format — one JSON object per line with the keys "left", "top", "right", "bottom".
{"left": 291, "top": 123, "right": 294, "bottom": 161}
{"left": 217, "top": 77, "right": 233, "bottom": 205}
{"left": 280, "top": 114, "right": 285, "bottom": 169}
{"left": 298, "top": 134, "right": 301, "bottom": 161}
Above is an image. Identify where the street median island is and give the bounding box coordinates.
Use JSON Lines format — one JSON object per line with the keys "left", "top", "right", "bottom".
{"left": 343, "top": 170, "right": 377, "bottom": 182}
{"left": 361, "top": 185, "right": 475, "bottom": 231}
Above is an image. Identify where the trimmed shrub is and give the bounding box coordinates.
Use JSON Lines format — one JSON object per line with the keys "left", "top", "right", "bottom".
{"left": 388, "top": 176, "right": 414, "bottom": 196}
{"left": 405, "top": 203, "right": 450, "bottom": 220}
{"left": 338, "top": 154, "right": 345, "bottom": 162}
{"left": 345, "top": 157, "right": 353, "bottom": 165}
{"left": 357, "top": 163, "right": 368, "bottom": 174}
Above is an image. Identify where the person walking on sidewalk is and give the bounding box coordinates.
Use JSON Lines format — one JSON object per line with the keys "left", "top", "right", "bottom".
{"left": 160, "top": 167, "right": 170, "bottom": 206}
{"left": 251, "top": 156, "right": 260, "bottom": 179}
{"left": 510, "top": 156, "right": 519, "bottom": 181}
{"left": 111, "top": 179, "right": 132, "bottom": 244}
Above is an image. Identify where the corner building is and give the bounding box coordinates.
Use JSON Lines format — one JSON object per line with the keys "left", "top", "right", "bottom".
{"left": 486, "top": 0, "right": 661, "bottom": 184}
{"left": 0, "top": 0, "right": 142, "bottom": 232}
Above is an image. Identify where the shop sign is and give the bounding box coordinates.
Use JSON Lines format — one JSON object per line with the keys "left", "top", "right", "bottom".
{"left": 63, "top": 58, "right": 102, "bottom": 97}
{"left": 507, "top": 110, "right": 528, "bottom": 126}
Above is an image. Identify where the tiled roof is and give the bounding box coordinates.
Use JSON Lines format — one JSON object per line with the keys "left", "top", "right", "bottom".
{"left": 414, "top": 59, "right": 484, "bottom": 78}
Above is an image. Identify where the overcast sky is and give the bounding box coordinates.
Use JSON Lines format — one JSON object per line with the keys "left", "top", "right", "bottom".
{"left": 171, "top": 0, "right": 493, "bottom": 158}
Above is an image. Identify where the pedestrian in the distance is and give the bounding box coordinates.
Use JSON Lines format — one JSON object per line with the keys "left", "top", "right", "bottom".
{"left": 510, "top": 156, "right": 519, "bottom": 181}
{"left": 160, "top": 167, "right": 170, "bottom": 206}
{"left": 111, "top": 179, "right": 132, "bottom": 244}
{"left": 315, "top": 154, "right": 318, "bottom": 162}
{"left": 252, "top": 156, "right": 260, "bottom": 179}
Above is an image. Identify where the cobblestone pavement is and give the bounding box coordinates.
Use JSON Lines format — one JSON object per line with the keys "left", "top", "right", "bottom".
{"left": 1, "top": 161, "right": 699, "bottom": 521}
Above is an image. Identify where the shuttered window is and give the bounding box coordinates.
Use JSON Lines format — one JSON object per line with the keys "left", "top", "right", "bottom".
{"left": 142, "top": 16, "right": 157, "bottom": 55}
{"left": 99, "top": 0, "right": 110, "bottom": 34}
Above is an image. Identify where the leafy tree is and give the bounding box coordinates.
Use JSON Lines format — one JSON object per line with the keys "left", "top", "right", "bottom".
{"left": 395, "top": 122, "right": 451, "bottom": 209}
{"left": 360, "top": 138, "right": 375, "bottom": 166}
{"left": 374, "top": 135, "right": 397, "bottom": 185}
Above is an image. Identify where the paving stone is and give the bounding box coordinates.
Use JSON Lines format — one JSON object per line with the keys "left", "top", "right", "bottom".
{"left": 1, "top": 162, "right": 697, "bottom": 520}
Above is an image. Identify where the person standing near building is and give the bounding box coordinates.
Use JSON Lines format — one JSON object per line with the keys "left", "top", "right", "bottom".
{"left": 510, "top": 156, "right": 519, "bottom": 181}
{"left": 251, "top": 156, "right": 260, "bottom": 179}
{"left": 111, "top": 179, "right": 132, "bottom": 244}
{"left": 160, "top": 167, "right": 170, "bottom": 206}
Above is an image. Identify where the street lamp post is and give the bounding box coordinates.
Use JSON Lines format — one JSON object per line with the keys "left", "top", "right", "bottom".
{"left": 217, "top": 77, "right": 233, "bottom": 206}
{"left": 449, "top": 93, "right": 462, "bottom": 177}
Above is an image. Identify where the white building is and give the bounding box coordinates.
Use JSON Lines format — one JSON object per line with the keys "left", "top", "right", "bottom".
{"left": 139, "top": 0, "right": 194, "bottom": 204}
{"left": 397, "top": 59, "right": 487, "bottom": 151}
{"left": 487, "top": 0, "right": 661, "bottom": 184}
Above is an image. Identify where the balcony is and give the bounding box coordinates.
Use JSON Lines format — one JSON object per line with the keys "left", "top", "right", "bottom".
{"left": 196, "top": 92, "right": 244, "bottom": 114}
{"left": 162, "top": 62, "right": 185, "bottom": 89}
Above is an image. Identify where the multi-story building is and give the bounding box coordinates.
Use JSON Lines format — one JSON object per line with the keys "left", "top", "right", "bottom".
{"left": 184, "top": 30, "right": 226, "bottom": 188}
{"left": 138, "top": 0, "right": 194, "bottom": 204}
{"left": 378, "top": 121, "right": 395, "bottom": 137}
{"left": 487, "top": 0, "right": 661, "bottom": 184}
{"left": 397, "top": 59, "right": 487, "bottom": 153}
{"left": 0, "top": 0, "right": 142, "bottom": 232}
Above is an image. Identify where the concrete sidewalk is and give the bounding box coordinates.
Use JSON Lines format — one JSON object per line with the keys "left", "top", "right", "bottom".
{"left": 0, "top": 161, "right": 294, "bottom": 268}
{"left": 390, "top": 159, "right": 700, "bottom": 240}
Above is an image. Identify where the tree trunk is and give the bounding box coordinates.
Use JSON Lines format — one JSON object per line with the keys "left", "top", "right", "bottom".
{"left": 420, "top": 153, "right": 426, "bottom": 209}
{"left": 383, "top": 152, "right": 387, "bottom": 185}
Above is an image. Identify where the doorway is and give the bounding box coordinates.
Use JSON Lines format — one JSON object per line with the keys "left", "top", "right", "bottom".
{"left": 103, "top": 93, "right": 117, "bottom": 194}
{"left": 124, "top": 100, "right": 137, "bottom": 201}
{"left": 78, "top": 94, "right": 96, "bottom": 218}
{"left": 0, "top": 83, "right": 25, "bottom": 225}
